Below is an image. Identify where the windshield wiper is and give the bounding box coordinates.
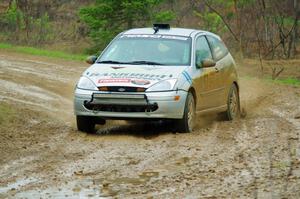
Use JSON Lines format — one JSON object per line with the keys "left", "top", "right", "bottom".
{"left": 97, "top": 60, "right": 126, "bottom": 64}
{"left": 97, "top": 60, "right": 164, "bottom": 65}
{"left": 127, "top": 61, "right": 164, "bottom": 65}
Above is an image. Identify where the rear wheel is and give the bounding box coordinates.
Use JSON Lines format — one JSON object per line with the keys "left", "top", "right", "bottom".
{"left": 76, "top": 116, "right": 96, "bottom": 133}
{"left": 176, "top": 92, "right": 196, "bottom": 133}
{"left": 225, "top": 84, "right": 240, "bottom": 120}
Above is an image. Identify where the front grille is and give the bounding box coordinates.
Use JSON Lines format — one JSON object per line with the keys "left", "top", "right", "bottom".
{"left": 98, "top": 86, "right": 145, "bottom": 92}
{"left": 84, "top": 103, "right": 158, "bottom": 113}
{"left": 84, "top": 92, "right": 157, "bottom": 113}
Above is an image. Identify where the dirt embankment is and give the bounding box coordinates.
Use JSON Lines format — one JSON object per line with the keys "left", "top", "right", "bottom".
{"left": 0, "top": 51, "right": 300, "bottom": 198}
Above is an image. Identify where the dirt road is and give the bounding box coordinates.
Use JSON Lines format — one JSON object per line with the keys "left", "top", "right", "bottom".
{"left": 0, "top": 51, "right": 300, "bottom": 198}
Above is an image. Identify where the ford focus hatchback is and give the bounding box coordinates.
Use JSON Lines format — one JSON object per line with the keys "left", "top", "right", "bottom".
{"left": 74, "top": 24, "right": 240, "bottom": 133}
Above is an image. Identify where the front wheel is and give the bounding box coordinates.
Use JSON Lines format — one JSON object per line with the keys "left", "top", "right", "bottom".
{"left": 225, "top": 84, "right": 240, "bottom": 120}
{"left": 176, "top": 92, "right": 196, "bottom": 133}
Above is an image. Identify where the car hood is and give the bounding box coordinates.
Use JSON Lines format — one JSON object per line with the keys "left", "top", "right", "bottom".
{"left": 84, "top": 64, "right": 189, "bottom": 88}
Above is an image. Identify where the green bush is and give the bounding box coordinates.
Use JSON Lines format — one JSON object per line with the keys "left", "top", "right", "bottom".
{"left": 3, "top": 0, "right": 24, "bottom": 32}
{"left": 0, "top": 0, "right": 52, "bottom": 45}
{"left": 79, "top": 0, "right": 175, "bottom": 53}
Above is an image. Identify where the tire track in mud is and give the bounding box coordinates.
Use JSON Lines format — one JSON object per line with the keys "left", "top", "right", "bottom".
{"left": 0, "top": 52, "right": 300, "bottom": 198}
{"left": 270, "top": 105, "right": 300, "bottom": 198}
{"left": 0, "top": 53, "right": 83, "bottom": 121}
{"left": 238, "top": 87, "right": 300, "bottom": 199}
{"left": 0, "top": 53, "right": 82, "bottom": 197}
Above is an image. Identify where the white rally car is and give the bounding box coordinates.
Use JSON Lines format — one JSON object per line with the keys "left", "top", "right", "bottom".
{"left": 74, "top": 24, "right": 239, "bottom": 133}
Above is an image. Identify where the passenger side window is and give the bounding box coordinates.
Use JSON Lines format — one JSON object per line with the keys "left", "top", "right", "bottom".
{"left": 195, "top": 36, "right": 212, "bottom": 66}
{"left": 207, "top": 36, "right": 228, "bottom": 61}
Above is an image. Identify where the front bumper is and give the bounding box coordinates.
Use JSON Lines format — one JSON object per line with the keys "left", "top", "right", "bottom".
{"left": 74, "top": 88, "right": 187, "bottom": 119}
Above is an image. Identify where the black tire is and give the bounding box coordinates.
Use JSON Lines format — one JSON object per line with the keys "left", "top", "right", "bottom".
{"left": 225, "top": 84, "right": 240, "bottom": 120}
{"left": 176, "top": 92, "right": 196, "bottom": 133}
{"left": 76, "top": 115, "right": 96, "bottom": 133}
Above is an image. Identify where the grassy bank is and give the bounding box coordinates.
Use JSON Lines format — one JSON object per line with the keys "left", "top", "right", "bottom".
{"left": 242, "top": 75, "right": 300, "bottom": 87}
{"left": 270, "top": 77, "right": 300, "bottom": 87}
{"left": 0, "top": 43, "right": 87, "bottom": 61}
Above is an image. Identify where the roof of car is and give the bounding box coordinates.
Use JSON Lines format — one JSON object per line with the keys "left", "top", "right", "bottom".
{"left": 123, "top": 28, "right": 206, "bottom": 37}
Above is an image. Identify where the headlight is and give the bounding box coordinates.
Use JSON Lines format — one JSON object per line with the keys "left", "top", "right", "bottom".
{"left": 146, "top": 79, "right": 177, "bottom": 92}
{"left": 77, "top": 76, "right": 97, "bottom": 90}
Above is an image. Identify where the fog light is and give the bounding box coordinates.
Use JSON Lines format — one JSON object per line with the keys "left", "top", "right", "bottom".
{"left": 137, "top": 88, "right": 146, "bottom": 92}
{"left": 98, "top": 87, "right": 108, "bottom": 91}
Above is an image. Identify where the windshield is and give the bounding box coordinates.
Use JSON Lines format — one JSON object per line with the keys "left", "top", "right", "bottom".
{"left": 98, "top": 35, "right": 192, "bottom": 66}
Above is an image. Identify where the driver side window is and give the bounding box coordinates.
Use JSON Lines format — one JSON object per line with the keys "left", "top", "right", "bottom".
{"left": 195, "top": 36, "right": 212, "bottom": 66}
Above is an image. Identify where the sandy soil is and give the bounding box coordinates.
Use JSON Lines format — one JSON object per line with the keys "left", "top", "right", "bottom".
{"left": 0, "top": 50, "right": 300, "bottom": 199}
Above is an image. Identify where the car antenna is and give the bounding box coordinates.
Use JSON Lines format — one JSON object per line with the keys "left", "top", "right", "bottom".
{"left": 153, "top": 23, "right": 170, "bottom": 34}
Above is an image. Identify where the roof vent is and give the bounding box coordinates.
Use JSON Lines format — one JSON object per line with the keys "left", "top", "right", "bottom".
{"left": 153, "top": 23, "right": 170, "bottom": 34}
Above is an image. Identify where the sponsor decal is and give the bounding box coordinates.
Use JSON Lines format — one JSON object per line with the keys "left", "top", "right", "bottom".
{"left": 97, "top": 78, "right": 151, "bottom": 85}
{"left": 91, "top": 72, "right": 168, "bottom": 81}
{"left": 89, "top": 72, "right": 100, "bottom": 77}
{"left": 98, "top": 78, "right": 131, "bottom": 83}
{"left": 120, "top": 34, "right": 189, "bottom": 41}
{"left": 131, "top": 79, "right": 151, "bottom": 85}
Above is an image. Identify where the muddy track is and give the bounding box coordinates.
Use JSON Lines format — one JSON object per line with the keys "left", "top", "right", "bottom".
{"left": 0, "top": 51, "right": 299, "bottom": 198}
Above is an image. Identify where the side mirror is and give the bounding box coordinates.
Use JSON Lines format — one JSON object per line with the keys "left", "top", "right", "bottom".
{"left": 197, "top": 58, "right": 216, "bottom": 68}
{"left": 86, "top": 55, "right": 97, "bottom": 64}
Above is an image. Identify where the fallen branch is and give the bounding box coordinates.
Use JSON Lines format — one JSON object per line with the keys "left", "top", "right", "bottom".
{"left": 204, "top": 0, "right": 239, "bottom": 42}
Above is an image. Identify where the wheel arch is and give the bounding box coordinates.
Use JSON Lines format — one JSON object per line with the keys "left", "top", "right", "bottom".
{"left": 188, "top": 86, "right": 197, "bottom": 105}
{"left": 233, "top": 81, "right": 239, "bottom": 95}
